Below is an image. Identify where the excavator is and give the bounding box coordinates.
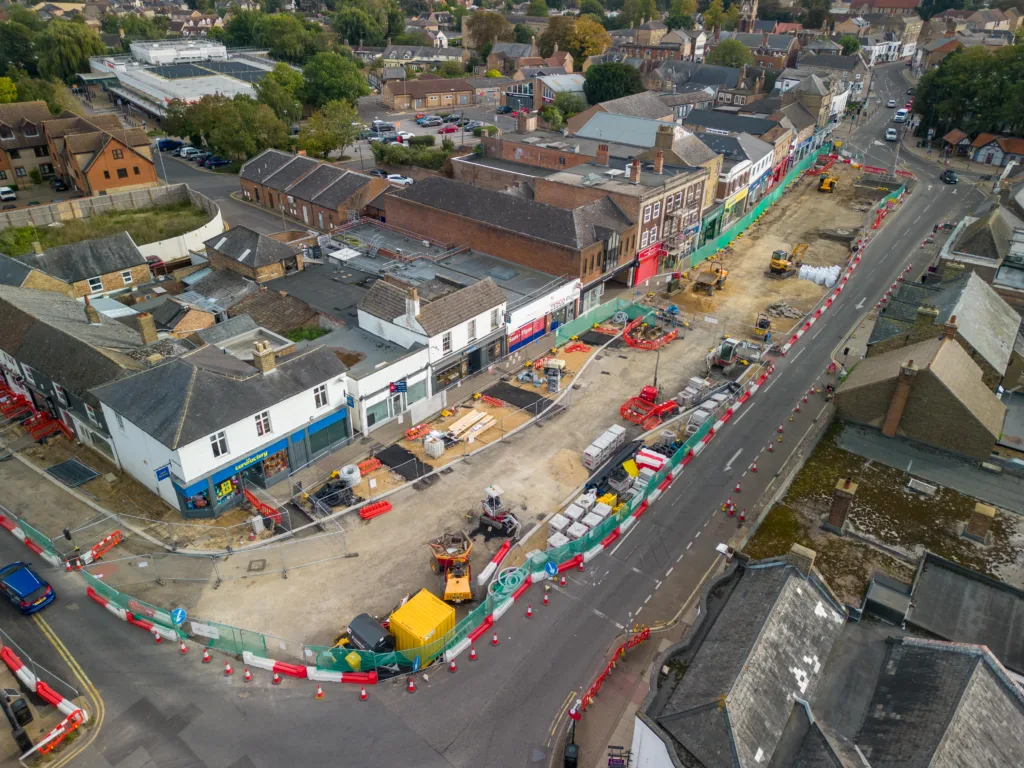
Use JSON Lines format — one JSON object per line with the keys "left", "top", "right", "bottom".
{"left": 818, "top": 172, "right": 838, "bottom": 193}
{"left": 766, "top": 243, "right": 808, "bottom": 279}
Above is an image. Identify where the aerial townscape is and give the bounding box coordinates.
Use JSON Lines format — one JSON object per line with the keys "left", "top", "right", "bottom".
{"left": 0, "top": 0, "right": 1023, "bottom": 764}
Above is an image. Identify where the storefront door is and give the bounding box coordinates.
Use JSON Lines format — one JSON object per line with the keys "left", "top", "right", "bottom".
{"left": 390, "top": 393, "right": 403, "bottom": 418}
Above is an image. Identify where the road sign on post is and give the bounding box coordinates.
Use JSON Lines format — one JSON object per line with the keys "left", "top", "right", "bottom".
{"left": 545, "top": 561, "right": 558, "bottom": 577}
{"left": 171, "top": 607, "right": 187, "bottom": 626}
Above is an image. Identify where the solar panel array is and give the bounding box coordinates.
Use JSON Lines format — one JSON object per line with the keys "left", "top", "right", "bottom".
{"left": 147, "top": 60, "right": 270, "bottom": 83}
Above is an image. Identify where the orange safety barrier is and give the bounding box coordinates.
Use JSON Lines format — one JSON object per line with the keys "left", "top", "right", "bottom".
{"left": 243, "top": 488, "right": 283, "bottom": 526}
{"left": 580, "top": 627, "right": 650, "bottom": 712}
{"left": 358, "top": 501, "right": 393, "bottom": 520}
{"left": 625, "top": 328, "right": 678, "bottom": 350}
{"left": 404, "top": 425, "right": 430, "bottom": 441}
{"left": 564, "top": 342, "right": 592, "bottom": 354}
{"left": 358, "top": 457, "right": 383, "bottom": 474}
{"left": 38, "top": 709, "right": 85, "bottom": 755}
{"left": 532, "top": 356, "right": 552, "bottom": 370}
{"left": 89, "top": 530, "right": 123, "bottom": 562}
{"left": 481, "top": 395, "right": 505, "bottom": 408}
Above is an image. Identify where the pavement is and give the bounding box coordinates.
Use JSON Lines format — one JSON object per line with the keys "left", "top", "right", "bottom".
{"left": 0, "top": 62, "right": 997, "bottom": 768}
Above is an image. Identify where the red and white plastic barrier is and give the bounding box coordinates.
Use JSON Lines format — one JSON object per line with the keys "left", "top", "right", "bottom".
{"left": 476, "top": 539, "right": 512, "bottom": 586}
{"left": 242, "top": 650, "right": 308, "bottom": 679}
{"left": 0, "top": 511, "right": 62, "bottom": 568}
{"left": 86, "top": 586, "right": 177, "bottom": 640}
{"left": 1, "top": 646, "right": 88, "bottom": 722}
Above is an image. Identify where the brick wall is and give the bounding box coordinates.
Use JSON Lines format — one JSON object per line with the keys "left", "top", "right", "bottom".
{"left": 81, "top": 141, "right": 159, "bottom": 195}
{"left": 206, "top": 248, "right": 287, "bottom": 283}
{"left": 868, "top": 329, "right": 1001, "bottom": 390}
{"left": 451, "top": 157, "right": 531, "bottom": 190}
{"left": 21, "top": 269, "right": 73, "bottom": 296}
{"left": 168, "top": 308, "right": 216, "bottom": 338}
{"left": 483, "top": 136, "right": 595, "bottom": 171}
{"left": 70, "top": 263, "right": 151, "bottom": 298}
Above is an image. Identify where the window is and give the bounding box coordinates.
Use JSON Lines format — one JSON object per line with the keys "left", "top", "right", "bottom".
{"left": 665, "top": 195, "right": 674, "bottom": 213}
{"left": 115, "top": 413, "right": 124, "bottom": 431}
{"left": 254, "top": 410, "right": 271, "bottom": 436}
{"left": 88, "top": 277, "right": 103, "bottom": 293}
{"left": 442, "top": 332, "right": 452, "bottom": 354}
{"left": 86, "top": 403, "right": 100, "bottom": 425}
{"left": 491, "top": 308, "right": 500, "bottom": 330}
{"left": 103, "top": 170, "right": 110, "bottom": 179}
{"left": 0, "top": 127, "right": 11, "bottom": 140}
{"left": 210, "top": 431, "right": 228, "bottom": 457}
{"left": 641, "top": 229, "right": 649, "bottom": 248}
{"left": 33, "top": 146, "right": 49, "bottom": 157}
{"left": 314, "top": 383, "right": 329, "bottom": 409}
{"left": 649, "top": 225, "right": 658, "bottom": 242}
{"left": 121, "top": 270, "right": 133, "bottom": 285}
{"left": 0, "top": 171, "right": 5, "bottom": 180}
{"left": 112, "top": 149, "right": 123, "bottom": 159}
{"left": 467, "top": 318, "right": 476, "bottom": 341}
{"left": 15, "top": 167, "right": 26, "bottom": 177}
{"left": 133, "top": 166, "right": 140, "bottom": 175}
{"left": 39, "top": 164, "right": 53, "bottom": 174}
{"left": 558, "top": 157, "right": 566, "bottom": 166}
{"left": 9, "top": 149, "right": 20, "bottom": 160}
{"left": 677, "top": 190, "right": 684, "bottom": 206}
{"left": 54, "top": 383, "right": 67, "bottom": 406}
{"left": 643, "top": 205, "right": 651, "bottom": 223}
{"left": 117, "top": 168, "right": 128, "bottom": 179}
{"left": 652, "top": 201, "right": 661, "bottom": 219}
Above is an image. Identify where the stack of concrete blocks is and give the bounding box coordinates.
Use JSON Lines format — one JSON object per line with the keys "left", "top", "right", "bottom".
{"left": 678, "top": 377, "right": 712, "bottom": 409}
{"left": 547, "top": 511, "right": 571, "bottom": 549}
{"left": 686, "top": 408, "right": 711, "bottom": 435}
{"left": 582, "top": 424, "right": 628, "bottom": 470}
{"left": 563, "top": 502, "right": 589, "bottom": 540}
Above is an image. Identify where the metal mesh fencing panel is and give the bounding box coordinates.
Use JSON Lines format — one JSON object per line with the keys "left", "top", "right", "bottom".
{"left": 18, "top": 517, "right": 61, "bottom": 559}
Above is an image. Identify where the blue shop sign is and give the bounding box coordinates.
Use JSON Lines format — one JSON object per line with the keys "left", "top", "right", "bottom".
{"left": 308, "top": 408, "right": 346, "bottom": 436}
{"left": 174, "top": 478, "right": 210, "bottom": 497}
{"left": 211, "top": 438, "right": 289, "bottom": 484}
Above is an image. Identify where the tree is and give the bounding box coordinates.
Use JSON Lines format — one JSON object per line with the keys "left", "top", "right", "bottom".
{"left": 513, "top": 23, "right": 534, "bottom": 43}
{"left": 100, "top": 15, "right": 120, "bottom": 34}
{"left": 36, "top": 20, "right": 107, "bottom": 82}
{"left": 553, "top": 91, "right": 585, "bottom": 117}
{"left": 224, "top": 9, "right": 261, "bottom": 47}
{"left": 706, "top": 38, "right": 754, "bottom": 67}
{"left": 541, "top": 104, "right": 564, "bottom": 129}
{"left": 333, "top": 7, "right": 384, "bottom": 46}
{"left": 568, "top": 17, "right": 611, "bottom": 60}
{"left": 394, "top": 31, "right": 431, "bottom": 46}
{"left": 163, "top": 94, "right": 288, "bottom": 160}
{"left": 539, "top": 17, "right": 574, "bottom": 57}
{"left": 579, "top": 0, "right": 605, "bottom": 16}
{"left": 255, "top": 76, "right": 301, "bottom": 123}
{"left": 583, "top": 61, "right": 643, "bottom": 103}
{"left": 265, "top": 62, "right": 305, "bottom": 96}
{"left": 665, "top": 13, "right": 694, "bottom": 29}
{"left": 527, "top": 0, "right": 550, "bottom": 16}
{"left": 438, "top": 60, "right": 466, "bottom": 77}
{"left": 0, "top": 77, "right": 17, "bottom": 104}
{"left": 253, "top": 14, "right": 321, "bottom": 63}
{"left": 703, "top": 0, "right": 725, "bottom": 28}
{"left": 6, "top": 72, "right": 63, "bottom": 114}
{"left": 121, "top": 14, "right": 167, "bottom": 43}
{"left": 805, "top": 6, "right": 831, "bottom": 30}
{"left": 837, "top": 34, "right": 860, "bottom": 55}
{"left": 485, "top": 68, "right": 503, "bottom": 77}
{"left": 723, "top": 5, "right": 740, "bottom": 29}
{"left": 466, "top": 10, "right": 513, "bottom": 48}
{"left": 621, "top": 0, "right": 656, "bottom": 27}
{"left": 0, "top": 22, "right": 38, "bottom": 75}
{"left": 302, "top": 52, "right": 369, "bottom": 107}
{"left": 299, "top": 100, "right": 361, "bottom": 159}
{"left": 670, "top": 0, "right": 696, "bottom": 14}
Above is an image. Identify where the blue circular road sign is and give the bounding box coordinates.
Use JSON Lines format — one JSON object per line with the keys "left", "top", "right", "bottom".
{"left": 171, "top": 607, "right": 187, "bottom": 626}
{"left": 545, "top": 561, "right": 558, "bottom": 577}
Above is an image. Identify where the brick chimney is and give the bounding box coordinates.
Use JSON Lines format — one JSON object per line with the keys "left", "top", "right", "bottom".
{"left": 518, "top": 110, "right": 537, "bottom": 133}
{"left": 943, "top": 314, "right": 958, "bottom": 340}
{"left": 596, "top": 144, "right": 609, "bottom": 166}
{"left": 941, "top": 261, "right": 965, "bottom": 282}
{"left": 252, "top": 340, "right": 276, "bottom": 374}
{"left": 882, "top": 359, "right": 917, "bottom": 438}
{"left": 84, "top": 296, "right": 101, "bottom": 325}
{"left": 629, "top": 159, "right": 641, "bottom": 184}
{"left": 654, "top": 150, "right": 664, "bottom": 174}
{"left": 963, "top": 502, "right": 995, "bottom": 544}
{"left": 714, "top": 24, "right": 720, "bottom": 43}
{"left": 787, "top": 543, "right": 816, "bottom": 576}
{"left": 655, "top": 123, "right": 675, "bottom": 150}
{"left": 824, "top": 477, "right": 858, "bottom": 535}
{"left": 137, "top": 311, "right": 158, "bottom": 345}
{"left": 913, "top": 304, "right": 939, "bottom": 331}
{"left": 406, "top": 287, "right": 420, "bottom": 324}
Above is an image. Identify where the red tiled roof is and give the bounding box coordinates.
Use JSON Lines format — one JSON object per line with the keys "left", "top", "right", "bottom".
{"left": 871, "top": 0, "right": 920, "bottom": 8}
{"left": 943, "top": 129, "right": 968, "bottom": 145}
{"left": 972, "top": 132, "right": 1000, "bottom": 148}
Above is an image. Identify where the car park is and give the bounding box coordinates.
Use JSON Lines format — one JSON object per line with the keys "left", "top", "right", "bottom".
{"left": 203, "top": 156, "right": 231, "bottom": 168}
{"left": 386, "top": 174, "right": 414, "bottom": 186}
{"left": 157, "top": 138, "right": 184, "bottom": 152}
{"left": 940, "top": 169, "right": 957, "bottom": 184}
{"left": 442, "top": 114, "right": 461, "bottom": 123}
{"left": 191, "top": 151, "right": 212, "bottom": 162}
{"left": 885, "top": 128, "right": 898, "bottom": 142}
{"left": 0, "top": 562, "right": 54, "bottom": 615}
{"left": 887, "top": 99, "right": 897, "bottom": 108}
{"left": 416, "top": 115, "right": 440, "bottom": 125}
{"left": 179, "top": 146, "right": 203, "bottom": 159}
{"left": 397, "top": 131, "right": 415, "bottom": 140}
{"left": 466, "top": 121, "right": 484, "bottom": 130}
{"left": 438, "top": 124, "right": 458, "bottom": 134}
{"left": 371, "top": 120, "right": 395, "bottom": 132}
{"left": 0, "top": 186, "right": 16, "bottom": 201}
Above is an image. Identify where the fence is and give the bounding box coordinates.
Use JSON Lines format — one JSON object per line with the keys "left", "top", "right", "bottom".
{"left": 554, "top": 298, "right": 651, "bottom": 346}
{"left": 0, "top": 502, "right": 63, "bottom": 562}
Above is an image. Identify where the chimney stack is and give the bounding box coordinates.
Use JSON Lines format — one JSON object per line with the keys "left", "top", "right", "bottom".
{"left": 655, "top": 124, "right": 675, "bottom": 150}
{"left": 252, "top": 340, "right": 276, "bottom": 375}
{"left": 596, "top": 144, "right": 610, "bottom": 166}
{"left": 32, "top": 241, "right": 43, "bottom": 255}
{"left": 941, "top": 260, "right": 965, "bottom": 282}
{"left": 406, "top": 287, "right": 420, "bottom": 324}
{"left": 963, "top": 502, "right": 995, "bottom": 544}
{"left": 786, "top": 543, "right": 816, "bottom": 576}
{"left": 913, "top": 304, "right": 939, "bottom": 331}
{"left": 824, "top": 477, "right": 858, "bottom": 535}
{"left": 518, "top": 110, "right": 537, "bottom": 133}
{"left": 654, "top": 149, "right": 664, "bottom": 174}
{"left": 882, "top": 359, "right": 917, "bottom": 438}
{"left": 629, "top": 159, "right": 641, "bottom": 184}
{"left": 84, "top": 296, "right": 101, "bottom": 325}
{"left": 137, "top": 311, "right": 158, "bottom": 345}
{"left": 943, "top": 314, "right": 958, "bottom": 340}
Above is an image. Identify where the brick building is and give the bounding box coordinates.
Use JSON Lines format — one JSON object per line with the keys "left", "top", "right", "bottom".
{"left": 204, "top": 226, "right": 304, "bottom": 284}
{"left": 9, "top": 232, "right": 151, "bottom": 299}
{"left": 566, "top": 91, "right": 675, "bottom": 136}
{"left": 43, "top": 114, "right": 158, "bottom": 196}
{"left": 385, "top": 177, "right": 636, "bottom": 311}
{"left": 0, "top": 101, "right": 61, "bottom": 187}
{"left": 149, "top": 297, "right": 216, "bottom": 339}
{"left": 382, "top": 78, "right": 474, "bottom": 111}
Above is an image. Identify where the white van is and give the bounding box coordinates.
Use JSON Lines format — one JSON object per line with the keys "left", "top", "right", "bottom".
{"left": 0, "top": 186, "right": 16, "bottom": 202}
{"left": 893, "top": 109, "right": 908, "bottom": 123}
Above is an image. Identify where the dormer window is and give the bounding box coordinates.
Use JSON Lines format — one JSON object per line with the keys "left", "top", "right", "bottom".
{"left": 23, "top": 123, "right": 38, "bottom": 137}
{"left": 0, "top": 125, "right": 12, "bottom": 140}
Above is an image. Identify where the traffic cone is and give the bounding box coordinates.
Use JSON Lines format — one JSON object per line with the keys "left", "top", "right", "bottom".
{"left": 315, "top": 684, "right": 325, "bottom": 700}
{"left": 778, "top": 423, "right": 784, "bottom": 433}
{"left": 469, "top": 645, "right": 477, "bottom": 661}
{"left": 560, "top": 575, "right": 566, "bottom": 587}
{"left": 272, "top": 672, "right": 282, "bottom": 685}
{"left": 449, "top": 659, "right": 457, "bottom": 674}
{"left": 577, "top": 559, "right": 584, "bottom": 572}
{"left": 727, "top": 504, "right": 735, "bottom": 517}
{"left": 543, "top": 591, "right": 549, "bottom": 605}
{"left": 202, "top": 648, "right": 211, "bottom": 664}
{"left": 65, "top": 560, "right": 72, "bottom": 573}
{"left": 244, "top": 667, "right": 252, "bottom": 682}
{"left": 526, "top": 604, "right": 533, "bottom": 618}
{"left": 750, "top": 461, "right": 757, "bottom": 473}
{"left": 767, "top": 442, "right": 774, "bottom": 453}
{"left": 407, "top": 676, "right": 416, "bottom": 694}
{"left": 491, "top": 631, "right": 500, "bottom": 647}
{"left": 795, "top": 402, "right": 801, "bottom": 413}
{"left": 726, "top": 496, "right": 733, "bottom": 509}
{"left": 225, "top": 661, "right": 233, "bottom": 677}
{"left": 734, "top": 481, "right": 741, "bottom": 493}
{"left": 179, "top": 640, "right": 188, "bottom": 655}
{"left": 360, "top": 686, "right": 368, "bottom": 701}
{"left": 739, "top": 509, "right": 747, "bottom": 523}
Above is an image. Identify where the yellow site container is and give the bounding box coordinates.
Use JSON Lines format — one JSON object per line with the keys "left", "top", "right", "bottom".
{"left": 389, "top": 589, "right": 456, "bottom": 662}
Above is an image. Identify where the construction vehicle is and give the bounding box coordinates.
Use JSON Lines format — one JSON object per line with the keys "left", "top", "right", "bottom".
{"left": 818, "top": 173, "right": 838, "bottom": 193}
{"left": 753, "top": 313, "right": 772, "bottom": 340}
{"left": 766, "top": 243, "right": 808, "bottom": 279}
{"left": 705, "top": 338, "right": 765, "bottom": 376}
{"left": 693, "top": 260, "right": 728, "bottom": 295}
{"left": 480, "top": 485, "right": 522, "bottom": 539}
{"left": 620, "top": 385, "right": 680, "bottom": 431}
{"left": 428, "top": 530, "right": 474, "bottom": 603}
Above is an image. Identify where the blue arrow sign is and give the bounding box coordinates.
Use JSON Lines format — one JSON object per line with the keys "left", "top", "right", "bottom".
{"left": 545, "top": 561, "right": 557, "bottom": 577}
{"left": 171, "top": 607, "right": 187, "bottom": 626}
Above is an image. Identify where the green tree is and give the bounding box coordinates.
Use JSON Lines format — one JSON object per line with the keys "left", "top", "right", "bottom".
{"left": 265, "top": 61, "right": 305, "bottom": 95}
{"left": 553, "top": 91, "right": 585, "bottom": 117}
{"left": 513, "top": 23, "right": 534, "bottom": 43}
{"left": 706, "top": 38, "right": 754, "bottom": 67}
{"left": 837, "top": 34, "right": 861, "bottom": 55}
{"left": 541, "top": 104, "right": 564, "bottom": 129}
{"left": 621, "top": 0, "right": 656, "bottom": 27}
{"left": 485, "top": 68, "right": 503, "bottom": 77}
{"left": 704, "top": 0, "right": 725, "bottom": 27}
{"left": 121, "top": 14, "right": 167, "bottom": 43}
{"left": 527, "top": 0, "right": 549, "bottom": 16}
{"left": 723, "top": 5, "right": 740, "bottom": 29}
{"left": 224, "top": 9, "right": 261, "bottom": 47}
{"left": 568, "top": 16, "right": 611, "bottom": 60}
{"left": 583, "top": 61, "right": 643, "bottom": 103}
{"left": 333, "top": 7, "right": 384, "bottom": 46}
{"left": 299, "top": 100, "right": 361, "bottom": 158}
{"left": 253, "top": 14, "right": 320, "bottom": 63}
{"left": 302, "top": 51, "right": 369, "bottom": 107}
{"left": 670, "top": 0, "right": 696, "bottom": 14}
{"left": 5, "top": 6, "right": 45, "bottom": 33}
{"left": 438, "top": 60, "right": 466, "bottom": 77}
{"left": 579, "top": 0, "right": 605, "bottom": 16}
{"left": 36, "top": 19, "right": 107, "bottom": 82}
{"left": 0, "top": 22, "right": 38, "bottom": 74}
{"left": 0, "top": 77, "right": 17, "bottom": 104}
{"left": 394, "top": 31, "right": 431, "bottom": 46}
{"left": 6, "top": 72, "right": 63, "bottom": 114}
{"left": 466, "top": 10, "right": 513, "bottom": 49}
{"left": 100, "top": 15, "right": 120, "bottom": 34}
{"left": 255, "top": 76, "right": 301, "bottom": 123}
{"left": 539, "top": 16, "right": 574, "bottom": 57}
{"left": 665, "top": 13, "right": 694, "bottom": 29}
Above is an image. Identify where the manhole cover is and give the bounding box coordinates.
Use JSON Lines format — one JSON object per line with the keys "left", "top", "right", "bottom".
{"left": 247, "top": 559, "right": 267, "bottom": 573}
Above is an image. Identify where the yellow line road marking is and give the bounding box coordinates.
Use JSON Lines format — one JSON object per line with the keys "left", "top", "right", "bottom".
{"left": 547, "top": 689, "right": 577, "bottom": 743}
{"left": 32, "top": 614, "right": 105, "bottom": 768}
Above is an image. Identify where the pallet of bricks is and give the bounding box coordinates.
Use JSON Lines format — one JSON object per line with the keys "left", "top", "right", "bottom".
{"left": 546, "top": 489, "right": 617, "bottom": 550}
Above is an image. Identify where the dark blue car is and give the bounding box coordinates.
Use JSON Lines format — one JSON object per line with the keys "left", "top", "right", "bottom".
{"left": 0, "top": 562, "right": 54, "bottom": 615}
{"left": 157, "top": 138, "right": 183, "bottom": 152}
{"left": 202, "top": 156, "right": 232, "bottom": 168}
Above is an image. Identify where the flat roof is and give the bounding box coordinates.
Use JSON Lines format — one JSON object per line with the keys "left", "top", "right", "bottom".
{"left": 297, "top": 324, "right": 425, "bottom": 379}
{"left": 266, "top": 263, "right": 376, "bottom": 323}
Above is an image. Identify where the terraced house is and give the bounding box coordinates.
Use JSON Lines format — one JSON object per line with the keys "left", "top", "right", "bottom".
{"left": 42, "top": 113, "right": 158, "bottom": 195}
{"left": 0, "top": 101, "right": 58, "bottom": 187}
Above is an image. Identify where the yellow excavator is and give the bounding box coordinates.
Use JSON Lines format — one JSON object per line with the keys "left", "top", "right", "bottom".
{"left": 767, "top": 243, "right": 808, "bottom": 279}
{"left": 819, "top": 172, "right": 838, "bottom": 193}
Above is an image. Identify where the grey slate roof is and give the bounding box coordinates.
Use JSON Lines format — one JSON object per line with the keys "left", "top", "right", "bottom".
{"left": 15, "top": 232, "right": 145, "bottom": 284}
{"left": 723, "top": 32, "right": 795, "bottom": 53}
{"left": 358, "top": 281, "right": 407, "bottom": 325}
{"left": 694, "top": 131, "right": 773, "bottom": 164}
{"left": 0, "top": 253, "right": 33, "bottom": 287}
{"left": 682, "top": 109, "right": 780, "bottom": 136}
{"left": 92, "top": 345, "right": 347, "bottom": 449}
{"left": 491, "top": 41, "right": 534, "bottom": 58}
{"left": 598, "top": 91, "right": 674, "bottom": 120}
{"left": 417, "top": 277, "right": 505, "bottom": 336}
{"left": 262, "top": 154, "right": 320, "bottom": 193}
{"left": 797, "top": 53, "right": 863, "bottom": 72}
{"left": 193, "top": 314, "right": 258, "bottom": 345}
{"left": 283, "top": 163, "right": 348, "bottom": 202}
{"left": 389, "top": 177, "right": 632, "bottom": 250}
{"left": 190, "top": 269, "right": 258, "bottom": 309}
{"left": 310, "top": 171, "right": 374, "bottom": 211}
{"left": 204, "top": 226, "right": 299, "bottom": 269}
{"left": 239, "top": 148, "right": 294, "bottom": 184}
{"left": 150, "top": 298, "right": 192, "bottom": 330}
{"left": 574, "top": 113, "right": 664, "bottom": 147}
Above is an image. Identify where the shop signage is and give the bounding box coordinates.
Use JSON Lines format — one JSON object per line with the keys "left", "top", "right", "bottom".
{"left": 155, "top": 466, "right": 170, "bottom": 481}
{"left": 684, "top": 223, "right": 701, "bottom": 237}
{"left": 232, "top": 438, "right": 288, "bottom": 474}
{"left": 724, "top": 187, "right": 748, "bottom": 212}
{"left": 636, "top": 242, "right": 663, "bottom": 264}
{"left": 508, "top": 317, "right": 546, "bottom": 347}
{"left": 389, "top": 380, "right": 408, "bottom": 393}
{"left": 506, "top": 279, "right": 582, "bottom": 332}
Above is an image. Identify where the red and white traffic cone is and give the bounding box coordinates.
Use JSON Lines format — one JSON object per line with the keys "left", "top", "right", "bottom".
{"left": 225, "top": 661, "right": 233, "bottom": 677}
{"left": 726, "top": 496, "right": 733, "bottom": 509}
{"left": 768, "top": 442, "right": 774, "bottom": 453}
{"left": 795, "top": 402, "right": 801, "bottom": 413}
{"left": 153, "top": 629, "right": 162, "bottom": 645}
{"left": 543, "top": 591, "right": 549, "bottom": 606}
{"left": 272, "top": 672, "right": 282, "bottom": 685}
{"left": 65, "top": 560, "right": 72, "bottom": 573}
{"left": 778, "top": 423, "right": 784, "bottom": 433}
{"left": 407, "top": 676, "right": 416, "bottom": 694}
{"left": 179, "top": 640, "right": 188, "bottom": 655}
{"left": 449, "top": 658, "right": 457, "bottom": 673}
{"left": 560, "top": 575, "right": 566, "bottom": 587}
{"left": 734, "top": 481, "right": 741, "bottom": 493}
{"left": 491, "top": 631, "right": 500, "bottom": 647}
{"left": 360, "top": 686, "right": 368, "bottom": 701}
{"left": 315, "top": 684, "right": 325, "bottom": 700}
{"left": 739, "top": 509, "right": 746, "bottom": 523}
{"left": 750, "top": 461, "right": 757, "bottom": 473}
{"left": 469, "top": 644, "right": 477, "bottom": 661}
{"left": 244, "top": 667, "right": 252, "bottom": 682}
{"left": 577, "top": 559, "right": 584, "bottom": 572}
{"left": 526, "top": 604, "right": 533, "bottom": 618}
{"left": 728, "top": 505, "right": 735, "bottom": 517}
{"left": 202, "top": 648, "right": 211, "bottom": 664}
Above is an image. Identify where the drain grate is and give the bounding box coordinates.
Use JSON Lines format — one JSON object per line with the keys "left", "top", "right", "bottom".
{"left": 46, "top": 459, "right": 99, "bottom": 488}
{"left": 247, "top": 559, "right": 267, "bottom": 573}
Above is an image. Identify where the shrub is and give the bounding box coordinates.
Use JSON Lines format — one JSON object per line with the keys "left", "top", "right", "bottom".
{"left": 408, "top": 135, "right": 436, "bottom": 147}
{"left": 28, "top": 168, "right": 43, "bottom": 185}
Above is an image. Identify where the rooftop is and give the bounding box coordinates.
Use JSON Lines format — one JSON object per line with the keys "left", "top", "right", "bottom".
{"left": 14, "top": 232, "right": 146, "bottom": 285}
{"left": 596, "top": 91, "right": 675, "bottom": 121}
{"left": 204, "top": 226, "right": 299, "bottom": 269}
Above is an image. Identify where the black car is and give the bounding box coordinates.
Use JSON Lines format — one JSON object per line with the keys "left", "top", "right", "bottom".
{"left": 367, "top": 169, "right": 388, "bottom": 178}
{"left": 442, "top": 114, "right": 461, "bottom": 123}
{"left": 496, "top": 105, "right": 513, "bottom": 114}
{"left": 940, "top": 169, "right": 957, "bottom": 184}
{"left": 51, "top": 178, "right": 68, "bottom": 192}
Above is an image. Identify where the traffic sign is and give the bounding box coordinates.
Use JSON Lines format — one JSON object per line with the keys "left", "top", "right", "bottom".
{"left": 545, "top": 561, "right": 557, "bottom": 577}
{"left": 171, "top": 607, "right": 187, "bottom": 626}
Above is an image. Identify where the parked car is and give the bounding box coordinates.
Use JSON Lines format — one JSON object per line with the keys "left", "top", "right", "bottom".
{"left": 940, "top": 169, "right": 958, "bottom": 184}
{"left": 442, "top": 114, "right": 461, "bottom": 123}
{"left": 438, "top": 124, "right": 458, "bottom": 134}
{"left": 203, "top": 156, "right": 232, "bottom": 168}
{"left": 386, "top": 174, "right": 414, "bottom": 186}
{"left": 0, "top": 186, "right": 17, "bottom": 202}
{"left": 418, "top": 116, "right": 443, "bottom": 127}
{"left": 416, "top": 115, "right": 439, "bottom": 125}
{"left": 415, "top": 112, "right": 428, "bottom": 119}
{"left": 367, "top": 168, "right": 389, "bottom": 178}
{"left": 191, "top": 151, "right": 212, "bottom": 162}
{"left": 1, "top": 204, "right": 14, "bottom": 210}
{"left": 885, "top": 128, "right": 898, "bottom": 142}
{"left": 371, "top": 120, "right": 395, "bottom": 133}
{"left": 171, "top": 145, "right": 191, "bottom": 156}
{"left": 496, "top": 105, "right": 513, "bottom": 114}
{"left": 157, "top": 138, "right": 183, "bottom": 152}
{"left": 887, "top": 99, "right": 897, "bottom": 108}
{"left": 466, "top": 121, "right": 484, "bottom": 130}
{"left": 397, "top": 131, "right": 415, "bottom": 140}
{"left": 511, "top": 109, "right": 528, "bottom": 117}
{"left": 51, "top": 178, "right": 68, "bottom": 191}
{"left": 893, "top": 109, "right": 908, "bottom": 123}
{"left": 179, "top": 147, "right": 203, "bottom": 159}
{"left": 907, "top": 88, "right": 915, "bottom": 95}
{"left": 0, "top": 562, "right": 54, "bottom": 615}
{"left": 358, "top": 129, "right": 375, "bottom": 140}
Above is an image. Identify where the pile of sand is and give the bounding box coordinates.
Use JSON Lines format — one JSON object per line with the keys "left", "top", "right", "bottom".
{"left": 548, "top": 448, "right": 590, "bottom": 486}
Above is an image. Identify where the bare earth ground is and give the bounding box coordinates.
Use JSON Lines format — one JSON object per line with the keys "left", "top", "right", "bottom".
{"left": 670, "top": 164, "right": 869, "bottom": 335}
{"left": 122, "top": 326, "right": 721, "bottom": 646}
{"left": 745, "top": 422, "right": 1024, "bottom": 605}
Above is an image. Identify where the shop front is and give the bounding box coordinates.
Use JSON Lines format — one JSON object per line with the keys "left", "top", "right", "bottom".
{"left": 432, "top": 330, "right": 504, "bottom": 391}
{"left": 631, "top": 242, "right": 664, "bottom": 287}
{"left": 698, "top": 203, "right": 725, "bottom": 248}
{"left": 722, "top": 188, "right": 749, "bottom": 228}
{"left": 506, "top": 279, "right": 581, "bottom": 353}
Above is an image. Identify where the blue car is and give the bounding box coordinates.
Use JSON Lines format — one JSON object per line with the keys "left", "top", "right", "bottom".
{"left": 203, "top": 156, "right": 232, "bottom": 168}
{"left": 157, "top": 138, "right": 183, "bottom": 152}
{"left": 0, "top": 562, "right": 54, "bottom": 615}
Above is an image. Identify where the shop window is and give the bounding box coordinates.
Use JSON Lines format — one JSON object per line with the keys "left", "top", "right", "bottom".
{"left": 314, "top": 384, "right": 329, "bottom": 409}
{"left": 255, "top": 410, "right": 271, "bottom": 437}
{"left": 88, "top": 276, "right": 103, "bottom": 293}
{"left": 406, "top": 379, "right": 427, "bottom": 405}
{"left": 210, "top": 430, "right": 228, "bottom": 457}
{"left": 467, "top": 318, "right": 476, "bottom": 342}
{"left": 442, "top": 332, "right": 452, "bottom": 354}
{"left": 121, "top": 270, "right": 133, "bottom": 285}
{"left": 365, "top": 398, "right": 389, "bottom": 428}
